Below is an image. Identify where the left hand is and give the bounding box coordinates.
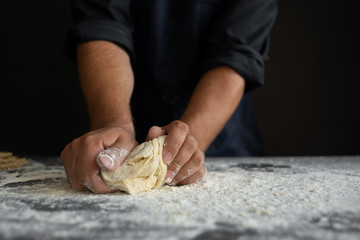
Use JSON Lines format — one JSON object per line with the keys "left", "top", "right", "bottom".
{"left": 146, "top": 120, "right": 207, "bottom": 185}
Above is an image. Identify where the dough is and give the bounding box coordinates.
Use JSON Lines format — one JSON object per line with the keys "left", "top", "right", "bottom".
{"left": 101, "top": 136, "right": 167, "bottom": 194}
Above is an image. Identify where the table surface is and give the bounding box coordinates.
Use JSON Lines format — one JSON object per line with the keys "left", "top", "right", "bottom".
{"left": 0, "top": 156, "right": 359, "bottom": 240}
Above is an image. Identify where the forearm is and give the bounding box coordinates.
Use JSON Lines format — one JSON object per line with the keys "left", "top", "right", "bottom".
{"left": 181, "top": 66, "right": 245, "bottom": 151}
{"left": 77, "top": 41, "right": 134, "bottom": 133}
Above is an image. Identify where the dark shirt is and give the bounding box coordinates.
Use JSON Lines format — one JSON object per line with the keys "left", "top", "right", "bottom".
{"left": 65, "top": 0, "right": 278, "bottom": 156}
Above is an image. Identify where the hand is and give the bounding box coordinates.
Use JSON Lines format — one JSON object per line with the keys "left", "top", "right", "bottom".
{"left": 146, "top": 121, "right": 207, "bottom": 186}
{"left": 60, "top": 126, "right": 137, "bottom": 193}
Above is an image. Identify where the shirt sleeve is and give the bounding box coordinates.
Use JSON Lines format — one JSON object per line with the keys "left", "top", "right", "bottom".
{"left": 64, "top": 0, "right": 134, "bottom": 62}
{"left": 200, "top": 0, "right": 278, "bottom": 92}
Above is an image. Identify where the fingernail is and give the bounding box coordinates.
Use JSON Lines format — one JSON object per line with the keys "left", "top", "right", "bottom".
{"left": 98, "top": 155, "right": 114, "bottom": 169}
{"left": 96, "top": 148, "right": 128, "bottom": 170}
{"left": 163, "top": 152, "right": 172, "bottom": 164}
{"left": 164, "top": 170, "right": 175, "bottom": 184}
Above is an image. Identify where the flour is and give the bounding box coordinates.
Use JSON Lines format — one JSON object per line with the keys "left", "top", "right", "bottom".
{"left": 0, "top": 157, "right": 359, "bottom": 240}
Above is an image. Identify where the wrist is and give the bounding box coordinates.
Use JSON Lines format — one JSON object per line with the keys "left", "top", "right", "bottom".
{"left": 90, "top": 112, "right": 135, "bottom": 136}
{"left": 180, "top": 66, "right": 245, "bottom": 152}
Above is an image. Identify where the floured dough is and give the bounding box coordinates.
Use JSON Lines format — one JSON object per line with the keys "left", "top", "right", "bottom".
{"left": 101, "top": 136, "right": 167, "bottom": 194}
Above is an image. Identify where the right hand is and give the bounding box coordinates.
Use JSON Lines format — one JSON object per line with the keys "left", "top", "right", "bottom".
{"left": 146, "top": 121, "right": 206, "bottom": 186}
{"left": 60, "top": 126, "right": 138, "bottom": 193}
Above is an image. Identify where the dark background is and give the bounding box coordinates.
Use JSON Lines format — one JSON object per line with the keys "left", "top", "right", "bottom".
{"left": 2, "top": 1, "right": 359, "bottom": 156}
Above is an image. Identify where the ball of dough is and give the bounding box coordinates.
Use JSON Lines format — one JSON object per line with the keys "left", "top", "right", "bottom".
{"left": 101, "top": 136, "right": 167, "bottom": 194}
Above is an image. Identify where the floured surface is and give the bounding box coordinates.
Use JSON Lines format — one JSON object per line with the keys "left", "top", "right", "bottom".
{"left": 0, "top": 156, "right": 359, "bottom": 240}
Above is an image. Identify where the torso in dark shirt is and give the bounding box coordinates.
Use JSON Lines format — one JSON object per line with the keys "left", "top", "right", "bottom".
{"left": 129, "top": 0, "right": 266, "bottom": 156}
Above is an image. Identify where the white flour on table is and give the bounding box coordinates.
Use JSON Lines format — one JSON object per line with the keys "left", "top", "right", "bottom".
{"left": 0, "top": 157, "right": 359, "bottom": 240}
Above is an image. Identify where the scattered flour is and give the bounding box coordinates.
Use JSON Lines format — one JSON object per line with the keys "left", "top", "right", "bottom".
{"left": 0, "top": 157, "right": 359, "bottom": 240}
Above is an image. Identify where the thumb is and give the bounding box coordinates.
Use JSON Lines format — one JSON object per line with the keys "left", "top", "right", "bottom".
{"left": 146, "top": 126, "right": 165, "bottom": 141}
{"left": 96, "top": 138, "right": 136, "bottom": 171}
{"left": 96, "top": 147, "right": 128, "bottom": 171}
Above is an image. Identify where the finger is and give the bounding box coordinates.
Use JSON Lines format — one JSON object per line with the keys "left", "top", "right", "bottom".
{"left": 67, "top": 159, "right": 88, "bottom": 191}
{"left": 78, "top": 173, "right": 114, "bottom": 194}
{"left": 73, "top": 139, "right": 112, "bottom": 193}
{"left": 71, "top": 175, "right": 88, "bottom": 191}
{"left": 164, "top": 135, "right": 198, "bottom": 184}
{"left": 76, "top": 154, "right": 113, "bottom": 193}
{"left": 96, "top": 147, "right": 129, "bottom": 171}
{"left": 170, "top": 149, "right": 205, "bottom": 185}
{"left": 96, "top": 130, "right": 137, "bottom": 171}
{"left": 146, "top": 126, "right": 165, "bottom": 141}
{"left": 61, "top": 145, "right": 87, "bottom": 191}
{"left": 162, "top": 121, "right": 189, "bottom": 164}
{"left": 176, "top": 165, "right": 207, "bottom": 186}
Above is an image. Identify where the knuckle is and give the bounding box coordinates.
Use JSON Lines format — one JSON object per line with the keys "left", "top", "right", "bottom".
{"left": 173, "top": 174, "right": 183, "bottom": 184}
{"left": 148, "top": 125, "right": 159, "bottom": 133}
{"left": 169, "top": 162, "right": 182, "bottom": 173}
{"left": 186, "top": 134, "right": 198, "bottom": 151}
{"left": 72, "top": 136, "right": 82, "bottom": 146}
{"left": 76, "top": 169, "right": 89, "bottom": 186}
{"left": 67, "top": 176, "right": 84, "bottom": 191}
{"left": 77, "top": 175, "right": 88, "bottom": 186}
{"left": 167, "top": 140, "right": 183, "bottom": 153}
{"left": 173, "top": 120, "right": 189, "bottom": 132}
{"left": 82, "top": 134, "right": 96, "bottom": 145}
{"left": 193, "top": 150, "right": 205, "bottom": 166}
{"left": 198, "top": 166, "right": 207, "bottom": 177}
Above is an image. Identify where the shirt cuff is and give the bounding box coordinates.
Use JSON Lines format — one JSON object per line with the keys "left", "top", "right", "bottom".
{"left": 64, "top": 19, "right": 134, "bottom": 64}
{"left": 200, "top": 44, "right": 266, "bottom": 92}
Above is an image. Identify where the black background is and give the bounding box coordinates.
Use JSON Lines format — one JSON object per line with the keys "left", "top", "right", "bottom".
{"left": 2, "top": 1, "right": 359, "bottom": 156}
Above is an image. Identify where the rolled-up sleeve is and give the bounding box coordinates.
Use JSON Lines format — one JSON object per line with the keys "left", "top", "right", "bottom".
{"left": 64, "top": 0, "right": 134, "bottom": 62}
{"left": 200, "top": 0, "right": 278, "bottom": 91}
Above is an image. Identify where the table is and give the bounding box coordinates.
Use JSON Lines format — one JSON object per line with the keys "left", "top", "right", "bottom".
{"left": 1, "top": 156, "right": 359, "bottom": 240}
